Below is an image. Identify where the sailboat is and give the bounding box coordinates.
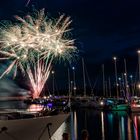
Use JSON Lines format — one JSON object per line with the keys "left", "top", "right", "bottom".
{"left": 0, "top": 113, "right": 69, "bottom": 140}
{"left": 73, "top": 58, "right": 105, "bottom": 109}
{"left": 129, "top": 50, "right": 140, "bottom": 112}
{"left": 104, "top": 59, "right": 129, "bottom": 111}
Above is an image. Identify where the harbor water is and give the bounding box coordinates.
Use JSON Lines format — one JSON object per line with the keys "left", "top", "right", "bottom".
{"left": 52, "top": 109, "right": 140, "bottom": 140}
{"left": 1, "top": 100, "right": 140, "bottom": 140}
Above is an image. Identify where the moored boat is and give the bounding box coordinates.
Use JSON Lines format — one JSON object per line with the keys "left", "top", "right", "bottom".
{"left": 0, "top": 111, "right": 69, "bottom": 140}
{"left": 129, "top": 96, "right": 140, "bottom": 112}
{"left": 104, "top": 98, "right": 129, "bottom": 111}
{"left": 0, "top": 98, "right": 70, "bottom": 140}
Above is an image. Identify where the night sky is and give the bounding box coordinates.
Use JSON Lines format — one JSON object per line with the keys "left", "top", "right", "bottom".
{"left": 0, "top": 0, "right": 140, "bottom": 92}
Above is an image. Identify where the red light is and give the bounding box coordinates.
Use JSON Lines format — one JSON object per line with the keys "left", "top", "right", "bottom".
{"left": 132, "top": 103, "right": 136, "bottom": 107}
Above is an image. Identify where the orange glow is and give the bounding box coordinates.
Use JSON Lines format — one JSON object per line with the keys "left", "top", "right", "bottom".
{"left": 27, "top": 104, "right": 44, "bottom": 112}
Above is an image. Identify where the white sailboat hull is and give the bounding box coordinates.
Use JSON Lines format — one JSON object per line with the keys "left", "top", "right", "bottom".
{"left": 0, "top": 113, "right": 69, "bottom": 140}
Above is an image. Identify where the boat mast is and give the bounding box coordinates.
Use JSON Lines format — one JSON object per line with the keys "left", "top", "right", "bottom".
{"left": 68, "top": 68, "right": 71, "bottom": 96}
{"left": 138, "top": 50, "right": 140, "bottom": 82}
{"left": 82, "top": 58, "right": 86, "bottom": 97}
{"left": 113, "top": 57, "right": 119, "bottom": 98}
{"left": 102, "top": 64, "right": 105, "bottom": 97}
{"left": 124, "top": 58, "right": 129, "bottom": 99}
{"left": 137, "top": 50, "right": 140, "bottom": 96}
{"left": 68, "top": 68, "right": 71, "bottom": 108}
{"left": 51, "top": 70, "right": 55, "bottom": 95}
{"left": 130, "top": 75, "right": 134, "bottom": 96}
{"left": 108, "top": 77, "right": 111, "bottom": 97}
{"left": 105, "top": 81, "right": 108, "bottom": 97}
{"left": 72, "top": 66, "right": 76, "bottom": 96}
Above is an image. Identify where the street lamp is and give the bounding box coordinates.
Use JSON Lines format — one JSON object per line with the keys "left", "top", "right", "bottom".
{"left": 113, "top": 57, "right": 119, "bottom": 98}
{"left": 51, "top": 70, "right": 55, "bottom": 95}
{"left": 72, "top": 66, "right": 76, "bottom": 96}
{"left": 138, "top": 50, "right": 140, "bottom": 80}
{"left": 130, "top": 75, "right": 134, "bottom": 96}
{"left": 70, "top": 80, "right": 73, "bottom": 96}
{"left": 137, "top": 50, "right": 140, "bottom": 96}
{"left": 118, "top": 77, "right": 122, "bottom": 96}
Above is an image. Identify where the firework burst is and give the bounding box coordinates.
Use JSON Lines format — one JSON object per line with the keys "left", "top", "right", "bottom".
{"left": 0, "top": 9, "right": 77, "bottom": 98}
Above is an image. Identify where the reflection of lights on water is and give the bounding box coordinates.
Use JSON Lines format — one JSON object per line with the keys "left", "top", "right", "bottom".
{"left": 74, "top": 111, "right": 77, "bottom": 140}
{"left": 101, "top": 112, "right": 105, "bottom": 140}
{"left": 127, "top": 116, "right": 132, "bottom": 140}
{"left": 134, "top": 116, "right": 139, "bottom": 140}
{"left": 71, "top": 111, "right": 77, "bottom": 140}
{"left": 119, "top": 117, "right": 125, "bottom": 140}
{"left": 108, "top": 113, "right": 113, "bottom": 134}
{"left": 27, "top": 104, "right": 44, "bottom": 112}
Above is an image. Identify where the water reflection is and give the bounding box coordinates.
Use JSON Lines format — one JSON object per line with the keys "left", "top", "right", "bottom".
{"left": 127, "top": 115, "right": 132, "bottom": 140}
{"left": 2, "top": 100, "right": 140, "bottom": 140}
{"left": 73, "top": 112, "right": 78, "bottom": 140}
{"left": 119, "top": 116, "right": 125, "bottom": 140}
{"left": 52, "top": 110, "right": 140, "bottom": 140}
{"left": 101, "top": 112, "right": 105, "bottom": 140}
{"left": 133, "top": 115, "right": 139, "bottom": 140}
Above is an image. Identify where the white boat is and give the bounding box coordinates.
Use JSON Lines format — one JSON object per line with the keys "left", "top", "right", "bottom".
{"left": 0, "top": 110, "right": 69, "bottom": 140}
{"left": 0, "top": 98, "right": 70, "bottom": 140}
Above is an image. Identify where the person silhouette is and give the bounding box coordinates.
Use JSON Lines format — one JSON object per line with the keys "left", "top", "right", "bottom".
{"left": 62, "top": 132, "right": 69, "bottom": 140}
{"left": 81, "top": 129, "right": 89, "bottom": 140}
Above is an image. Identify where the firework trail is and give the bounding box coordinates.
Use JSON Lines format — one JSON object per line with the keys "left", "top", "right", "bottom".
{"left": 0, "top": 9, "right": 77, "bottom": 98}
{"left": 27, "top": 59, "right": 52, "bottom": 99}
